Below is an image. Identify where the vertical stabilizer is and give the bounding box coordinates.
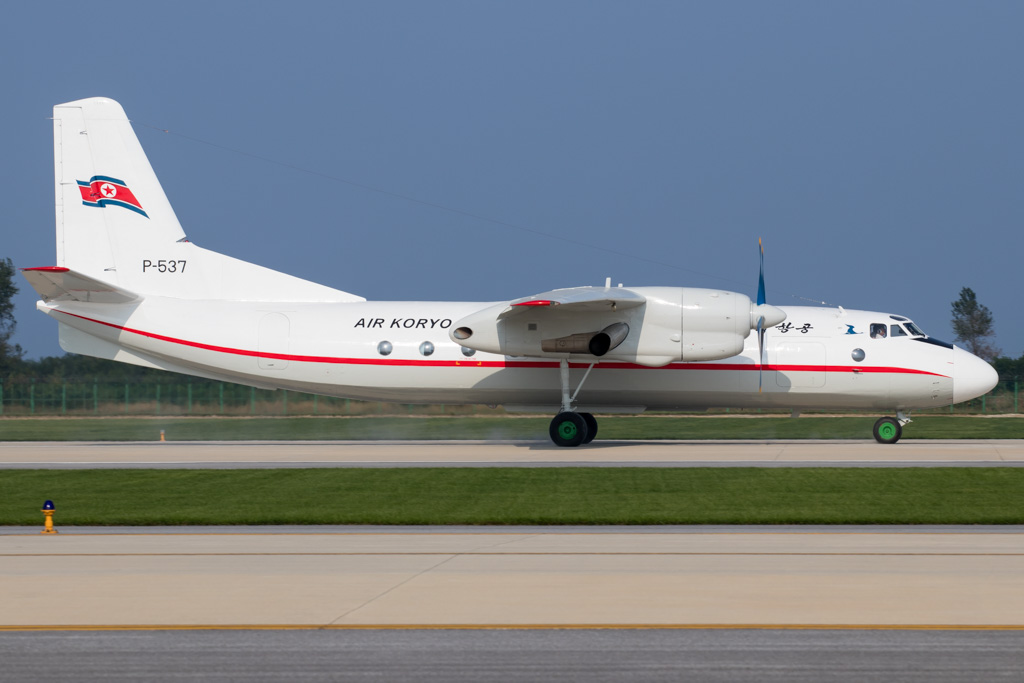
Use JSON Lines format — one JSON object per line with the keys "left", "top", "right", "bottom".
{"left": 51, "top": 97, "right": 363, "bottom": 302}
{"left": 54, "top": 98, "right": 185, "bottom": 277}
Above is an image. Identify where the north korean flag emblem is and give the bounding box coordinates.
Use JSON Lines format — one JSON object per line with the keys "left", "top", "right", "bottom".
{"left": 77, "top": 176, "right": 149, "bottom": 218}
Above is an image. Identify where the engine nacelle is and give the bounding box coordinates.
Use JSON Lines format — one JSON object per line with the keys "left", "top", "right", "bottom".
{"left": 628, "top": 287, "right": 755, "bottom": 364}
{"left": 680, "top": 287, "right": 757, "bottom": 361}
{"left": 450, "top": 286, "right": 785, "bottom": 366}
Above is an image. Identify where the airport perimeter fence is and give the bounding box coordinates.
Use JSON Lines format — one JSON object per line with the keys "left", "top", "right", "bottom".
{"left": 0, "top": 377, "right": 1019, "bottom": 417}
{"left": 0, "top": 377, "right": 500, "bottom": 417}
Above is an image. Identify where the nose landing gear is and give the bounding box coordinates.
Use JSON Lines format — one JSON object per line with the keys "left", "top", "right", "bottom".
{"left": 873, "top": 411, "right": 912, "bottom": 444}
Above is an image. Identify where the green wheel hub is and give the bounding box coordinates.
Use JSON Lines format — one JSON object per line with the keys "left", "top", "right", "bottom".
{"left": 873, "top": 416, "right": 903, "bottom": 444}
{"left": 557, "top": 420, "right": 578, "bottom": 439}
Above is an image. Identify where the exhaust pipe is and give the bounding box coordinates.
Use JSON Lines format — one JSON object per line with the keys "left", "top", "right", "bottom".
{"left": 588, "top": 322, "right": 630, "bottom": 356}
{"left": 541, "top": 323, "right": 630, "bottom": 356}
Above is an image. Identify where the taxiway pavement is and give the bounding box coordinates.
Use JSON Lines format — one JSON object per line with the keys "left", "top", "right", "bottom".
{"left": 2, "top": 527, "right": 1022, "bottom": 628}
{"left": 1, "top": 439, "right": 1023, "bottom": 468}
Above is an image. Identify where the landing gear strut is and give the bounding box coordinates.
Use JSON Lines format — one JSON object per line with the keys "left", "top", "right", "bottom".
{"left": 873, "top": 411, "right": 911, "bottom": 444}
{"left": 548, "top": 360, "right": 598, "bottom": 447}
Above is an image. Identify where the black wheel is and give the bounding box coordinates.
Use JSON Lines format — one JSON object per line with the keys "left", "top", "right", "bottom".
{"left": 873, "top": 416, "right": 902, "bottom": 444}
{"left": 549, "top": 412, "right": 588, "bottom": 447}
{"left": 580, "top": 413, "right": 598, "bottom": 444}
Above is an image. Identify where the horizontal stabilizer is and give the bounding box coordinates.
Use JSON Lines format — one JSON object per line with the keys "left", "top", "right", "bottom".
{"left": 22, "top": 266, "right": 140, "bottom": 304}
{"left": 498, "top": 286, "right": 646, "bottom": 319}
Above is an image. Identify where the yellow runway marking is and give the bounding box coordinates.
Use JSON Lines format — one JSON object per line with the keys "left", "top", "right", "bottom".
{"left": 3, "top": 624, "right": 1024, "bottom": 632}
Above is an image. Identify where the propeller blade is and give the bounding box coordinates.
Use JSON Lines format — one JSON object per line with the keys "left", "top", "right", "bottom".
{"left": 757, "top": 315, "right": 765, "bottom": 392}
{"left": 756, "top": 238, "right": 767, "bottom": 391}
{"left": 757, "top": 237, "right": 766, "bottom": 306}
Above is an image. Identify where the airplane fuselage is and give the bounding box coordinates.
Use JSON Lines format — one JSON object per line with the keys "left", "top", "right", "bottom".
{"left": 42, "top": 298, "right": 985, "bottom": 414}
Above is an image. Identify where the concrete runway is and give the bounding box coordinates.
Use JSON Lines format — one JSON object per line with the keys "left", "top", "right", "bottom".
{"left": 2, "top": 527, "right": 1023, "bottom": 629}
{"left": 2, "top": 439, "right": 1024, "bottom": 468}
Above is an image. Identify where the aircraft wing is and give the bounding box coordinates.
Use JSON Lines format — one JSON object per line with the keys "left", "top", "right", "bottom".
{"left": 21, "top": 267, "right": 141, "bottom": 304}
{"left": 497, "top": 286, "right": 646, "bottom": 319}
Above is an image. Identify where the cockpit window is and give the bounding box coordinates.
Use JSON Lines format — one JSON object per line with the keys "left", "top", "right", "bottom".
{"left": 905, "top": 322, "right": 925, "bottom": 337}
{"left": 890, "top": 325, "right": 908, "bottom": 337}
{"left": 870, "top": 323, "right": 887, "bottom": 339}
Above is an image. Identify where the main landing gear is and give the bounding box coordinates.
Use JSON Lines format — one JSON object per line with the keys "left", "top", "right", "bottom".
{"left": 873, "top": 411, "right": 911, "bottom": 444}
{"left": 550, "top": 411, "right": 598, "bottom": 447}
{"left": 549, "top": 360, "right": 599, "bottom": 447}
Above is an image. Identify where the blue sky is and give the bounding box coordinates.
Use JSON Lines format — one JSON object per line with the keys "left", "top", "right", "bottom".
{"left": 2, "top": 1, "right": 1021, "bottom": 359}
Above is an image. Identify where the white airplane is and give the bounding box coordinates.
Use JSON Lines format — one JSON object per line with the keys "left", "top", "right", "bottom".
{"left": 22, "top": 97, "right": 998, "bottom": 446}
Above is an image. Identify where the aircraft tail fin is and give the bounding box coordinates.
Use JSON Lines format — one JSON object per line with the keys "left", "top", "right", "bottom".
{"left": 52, "top": 98, "right": 363, "bottom": 302}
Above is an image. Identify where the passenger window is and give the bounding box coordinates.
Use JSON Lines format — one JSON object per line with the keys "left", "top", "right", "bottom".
{"left": 890, "top": 325, "right": 907, "bottom": 337}
{"left": 870, "top": 323, "right": 887, "bottom": 339}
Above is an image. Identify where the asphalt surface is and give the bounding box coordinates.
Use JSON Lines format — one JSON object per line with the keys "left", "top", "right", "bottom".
{"left": 2, "top": 628, "right": 1022, "bottom": 682}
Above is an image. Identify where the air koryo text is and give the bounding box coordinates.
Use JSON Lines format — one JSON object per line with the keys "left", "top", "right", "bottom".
{"left": 355, "top": 318, "right": 453, "bottom": 330}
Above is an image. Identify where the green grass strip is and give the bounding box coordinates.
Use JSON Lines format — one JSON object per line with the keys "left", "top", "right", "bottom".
{"left": 1, "top": 415, "right": 1022, "bottom": 441}
{"left": 3, "top": 468, "right": 1023, "bottom": 525}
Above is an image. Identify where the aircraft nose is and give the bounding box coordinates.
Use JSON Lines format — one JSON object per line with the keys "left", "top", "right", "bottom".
{"left": 952, "top": 346, "right": 999, "bottom": 404}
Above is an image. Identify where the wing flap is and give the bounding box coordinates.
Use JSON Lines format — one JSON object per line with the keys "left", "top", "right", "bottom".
{"left": 22, "top": 266, "right": 141, "bottom": 304}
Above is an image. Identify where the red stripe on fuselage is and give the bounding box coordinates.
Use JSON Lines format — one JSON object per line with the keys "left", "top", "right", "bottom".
{"left": 52, "top": 309, "right": 950, "bottom": 377}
